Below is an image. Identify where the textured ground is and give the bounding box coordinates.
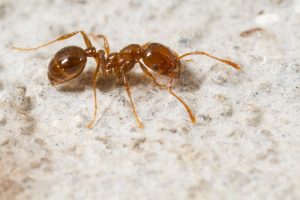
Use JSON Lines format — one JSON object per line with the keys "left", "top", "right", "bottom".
{"left": 0, "top": 0, "right": 300, "bottom": 200}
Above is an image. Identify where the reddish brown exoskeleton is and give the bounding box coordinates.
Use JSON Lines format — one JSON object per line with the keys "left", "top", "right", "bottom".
{"left": 13, "top": 31, "right": 240, "bottom": 128}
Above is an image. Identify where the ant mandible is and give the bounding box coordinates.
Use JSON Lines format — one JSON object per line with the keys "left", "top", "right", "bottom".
{"left": 13, "top": 30, "right": 240, "bottom": 128}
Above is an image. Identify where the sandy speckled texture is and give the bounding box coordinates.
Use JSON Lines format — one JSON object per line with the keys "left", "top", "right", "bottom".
{"left": 0, "top": 0, "right": 300, "bottom": 200}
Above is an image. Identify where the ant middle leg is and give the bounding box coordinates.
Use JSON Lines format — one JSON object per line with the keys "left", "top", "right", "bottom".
{"left": 123, "top": 76, "right": 144, "bottom": 128}
{"left": 86, "top": 51, "right": 106, "bottom": 129}
{"left": 12, "top": 30, "right": 93, "bottom": 51}
{"left": 179, "top": 51, "right": 241, "bottom": 70}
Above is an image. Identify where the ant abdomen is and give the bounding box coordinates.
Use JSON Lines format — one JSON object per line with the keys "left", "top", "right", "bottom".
{"left": 48, "top": 46, "right": 87, "bottom": 85}
{"left": 142, "top": 43, "right": 181, "bottom": 78}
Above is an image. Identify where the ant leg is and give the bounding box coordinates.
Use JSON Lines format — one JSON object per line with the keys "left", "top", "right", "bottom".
{"left": 183, "top": 59, "right": 194, "bottom": 62}
{"left": 86, "top": 58, "right": 101, "bottom": 129}
{"left": 90, "top": 34, "right": 110, "bottom": 55}
{"left": 139, "top": 61, "right": 196, "bottom": 124}
{"left": 167, "top": 79, "right": 197, "bottom": 124}
{"left": 180, "top": 51, "right": 241, "bottom": 70}
{"left": 123, "top": 76, "right": 144, "bottom": 128}
{"left": 139, "top": 61, "right": 166, "bottom": 88}
{"left": 12, "top": 30, "right": 93, "bottom": 51}
{"left": 86, "top": 51, "right": 106, "bottom": 129}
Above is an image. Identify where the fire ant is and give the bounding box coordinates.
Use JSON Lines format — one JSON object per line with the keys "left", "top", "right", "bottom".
{"left": 13, "top": 31, "right": 240, "bottom": 128}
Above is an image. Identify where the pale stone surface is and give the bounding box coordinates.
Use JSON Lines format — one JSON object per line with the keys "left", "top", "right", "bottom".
{"left": 0, "top": 0, "right": 299, "bottom": 200}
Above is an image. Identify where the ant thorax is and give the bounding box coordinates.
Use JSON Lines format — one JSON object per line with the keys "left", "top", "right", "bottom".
{"left": 103, "top": 52, "right": 136, "bottom": 78}
{"left": 102, "top": 44, "right": 144, "bottom": 78}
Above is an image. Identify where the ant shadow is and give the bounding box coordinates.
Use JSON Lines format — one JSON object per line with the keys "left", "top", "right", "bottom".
{"left": 57, "top": 64, "right": 207, "bottom": 94}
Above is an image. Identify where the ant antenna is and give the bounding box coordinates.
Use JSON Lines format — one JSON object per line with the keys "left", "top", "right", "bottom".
{"left": 180, "top": 51, "right": 241, "bottom": 70}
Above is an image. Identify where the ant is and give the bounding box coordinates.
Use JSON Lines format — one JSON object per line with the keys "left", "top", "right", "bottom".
{"left": 13, "top": 31, "right": 240, "bottom": 128}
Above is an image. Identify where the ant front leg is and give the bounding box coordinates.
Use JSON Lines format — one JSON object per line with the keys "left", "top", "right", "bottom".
{"left": 123, "top": 76, "right": 144, "bottom": 128}
{"left": 12, "top": 30, "right": 93, "bottom": 51}
{"left": 139, "top": 61, "right": 167, "bottom": 88}
{"left": 139, "top": 62, "right": 196, "bottom": 124}
{"left": 167, "top": 79, "right": 197, "bottom": 124}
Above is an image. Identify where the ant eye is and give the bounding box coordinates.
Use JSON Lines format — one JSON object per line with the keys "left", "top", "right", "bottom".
{"left": 152, "top": 64, "right": 159, "bottom": 70}
{"left": 48, "top": 46, "right": 87, "bottom": 85}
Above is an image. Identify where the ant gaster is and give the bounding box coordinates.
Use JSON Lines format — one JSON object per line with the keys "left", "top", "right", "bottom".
{"left": 13, "top": 31, "right": 240, "bottom": 128}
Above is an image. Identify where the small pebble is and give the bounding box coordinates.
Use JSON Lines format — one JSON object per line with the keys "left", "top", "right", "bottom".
{"left": 212, "top": 73, "right": 228, "bottom": 85}
{"left": 0, "top": 113, "right": 6, "bottom": 125}
{"left": 72, "top": 115, "right": 85, "bottom": 128}
{"left": 0, "top": 80, "right": 3, "bottom": 90}
{"left": 245, "top": 104, "right": 262, "bottom": 127}
{"left": 34, "top": 138, "right": 46, "bottom": 146}
{"left": 220, "top": 104, "right": 233, "bottom": 117}
{"left": 255, "top": 13, "right": 279, "bottom": 25}
{"left": 13, "top": 86, "right": 31, "bottom": 111}
{"left": 198, "top": 115, "right": 212, "bottom": 125}
{"left": 213, "top": 94, "right": 227, "bottom": 102}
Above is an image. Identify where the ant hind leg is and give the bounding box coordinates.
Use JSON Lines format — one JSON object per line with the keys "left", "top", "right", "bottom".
{"left": 12, "top": 30, "right": 93, "bottom": 51}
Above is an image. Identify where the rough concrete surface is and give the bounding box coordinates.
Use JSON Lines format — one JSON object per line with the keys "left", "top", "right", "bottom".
{"left": 0, "top": 0, "right": 300, "bottom": 200}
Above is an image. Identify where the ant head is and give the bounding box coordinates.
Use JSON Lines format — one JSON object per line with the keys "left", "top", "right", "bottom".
{"left": 48, "top": 46, "right": 87, "bottom": 85}
{"left": 142, "top": 43, "right": 181, "bottom": 78}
